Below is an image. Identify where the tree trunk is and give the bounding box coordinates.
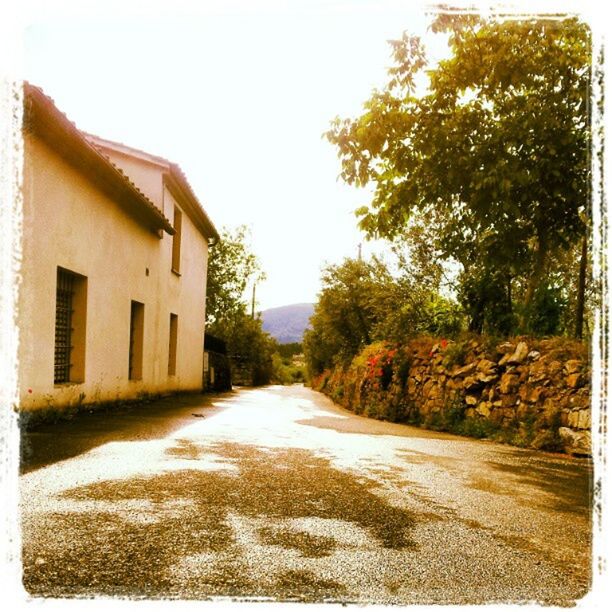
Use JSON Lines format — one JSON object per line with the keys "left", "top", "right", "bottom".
{"left": 468, "top": 298, "right": 485, "bottom": 334}
{"left": 507, "top": 275, "right": 513, "bottom": 315}
{"left": 575, "top": 233, "right": 588, "bottom": 339}
{"left": 519, "top": 233, "right": 548, "bottom": 331}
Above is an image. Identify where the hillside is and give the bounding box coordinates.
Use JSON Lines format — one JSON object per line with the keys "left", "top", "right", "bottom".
{"left": 261, "top": 303, "right": 314, "bottom": 344}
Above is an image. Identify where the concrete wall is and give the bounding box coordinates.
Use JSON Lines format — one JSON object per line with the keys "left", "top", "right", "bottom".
{"left": 18, "top": 136, "right": 209, "bottom": 411}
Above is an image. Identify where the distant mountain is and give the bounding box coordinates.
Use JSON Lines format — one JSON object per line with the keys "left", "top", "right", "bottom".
{"left": 261, "top": 303, "right": 314, "bottom": 344}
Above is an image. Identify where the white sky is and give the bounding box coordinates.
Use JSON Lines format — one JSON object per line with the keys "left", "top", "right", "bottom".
{"left": 5, "top": 0, "right": 604, "bottom": 311}
{"left": 15, "top": 0, "right": 444, "bottom": 311}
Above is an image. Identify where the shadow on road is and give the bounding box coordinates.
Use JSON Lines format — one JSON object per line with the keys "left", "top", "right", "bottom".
{"left": 19, "top": 392, "right": 235, "bottom": 475}
{"left": 483, "top": 449, "right": 593, "bottom": 515}
{"left": 23, "top": 442, "right": 420, "bottom": 600}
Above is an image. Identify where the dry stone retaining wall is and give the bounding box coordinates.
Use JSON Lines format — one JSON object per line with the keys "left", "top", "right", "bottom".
{"left": 313, "top": 336, "right": 591, "bottom": 456}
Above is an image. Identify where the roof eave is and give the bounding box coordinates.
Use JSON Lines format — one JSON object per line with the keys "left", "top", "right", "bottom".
{"left": 23, "top": 83, "right": 175, "bottom": 236}
{"left": 164, "top": 167, "right": 220, "bottom": 243}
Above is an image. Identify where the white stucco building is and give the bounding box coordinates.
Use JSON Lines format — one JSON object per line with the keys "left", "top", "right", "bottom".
{"left": 18, "top": 83, "right": 218, "bottom": 412}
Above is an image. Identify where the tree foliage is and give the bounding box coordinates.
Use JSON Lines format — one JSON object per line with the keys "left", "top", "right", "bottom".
{"left": 304, "top": 255, "right": 464, "bottom": 376}
{"left": 206, "top": 225, "right": 264, "bottom": 326}
{"left": 206, "top": 226, "right": 273, "bottom": 385}
{"left": 326, "top": 13, "right": 591, "bottom": 335}
{"left": 276, "top": 342, "right": 303, "bottom": 359}
{"left": 214, "top": 311, "right": 275, "bottom": 385}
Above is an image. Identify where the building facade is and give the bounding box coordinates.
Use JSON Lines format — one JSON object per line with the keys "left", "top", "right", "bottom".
{"left": 18, "top": 84, "right": 218, "bottom": 412}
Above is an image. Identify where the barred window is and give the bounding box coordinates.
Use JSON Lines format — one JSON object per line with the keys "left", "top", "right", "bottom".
{"left": 54, "top": 267, "right": 87, "bottom": 385}
{"left": 54, "top": 269, "right": 74, "bottom": 384}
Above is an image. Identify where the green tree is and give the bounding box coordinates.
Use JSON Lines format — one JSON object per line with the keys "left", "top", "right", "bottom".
{"left": 305, "top": 258, "right": 387, "bottom": 371}
{"left": 206, "top": 225, "right": 264, "bottom": 326}
{"left": 213, "top": 311, "right": 275, "bottom": 386}
{"left": 326, "top": 13, "right": 591, "bottom": 334}
{"left": 206, "top": 225, "right": 273, "bottom": 385}
{"left": 457, "top": 266, "right": 515, "bottom": 335}
{"left": 304, "top": 254, "right": 463, "bottom": 376}
{"left": 539, "top": 234, "right": 595, "bottom": 337}
{"left": 276, "top": 342, "right": 303, "bottom": 359}
{"left": 269, "top": 345, "right": 307, "bottom": 385}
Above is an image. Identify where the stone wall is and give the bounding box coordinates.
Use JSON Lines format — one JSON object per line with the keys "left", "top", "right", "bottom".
{"left": 312, "top": 336, "right": 591, "bottom": 456}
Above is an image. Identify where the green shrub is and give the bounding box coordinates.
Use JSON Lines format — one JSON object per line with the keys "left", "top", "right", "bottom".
{"left": 396, "top": 355, "right": 412, "bottom": 388}
{"left": 531, "top": 429, "right": 564, "bottom": 452}
{"left": 442, "top": 393, "right": 465, "bottom": 429}
{"left": 457, "top": 418, "right": 498, "bottom": 439}
{"left": 442, "top": 341, "right": 469, "bottom": 368}
{"left": 422, "top": 295, "right": 465, "bottom": 337}
{"left": 423, "top": 411, "right": 444, "bottom": 431}
{"left": 530, "top": 411, "right": 564, "bottom": 451}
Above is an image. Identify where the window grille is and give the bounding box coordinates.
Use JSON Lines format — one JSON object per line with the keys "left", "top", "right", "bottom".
{"left": 54, "top": 269, "right": 75, "bottom": 384}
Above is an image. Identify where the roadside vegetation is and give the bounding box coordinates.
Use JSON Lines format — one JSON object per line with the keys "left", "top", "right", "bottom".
{"left": 206, "top": 226, "right": 306, "bottom": 386}
{"left": 305, "top": 12, "right": 593, "bottom": 380}
{"left": 303, "top": 12, "right": 594, "bottom": 453}
{"left": 206, "top": 225, "right": 275, "bottom": 385}
{"left": 271, "top": 343, "right": 307, "bottom": 385}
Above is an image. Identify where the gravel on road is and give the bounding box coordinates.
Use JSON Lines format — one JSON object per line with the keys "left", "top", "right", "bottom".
{"left": 19, "top": 385, "right": 592, "bottom": 605}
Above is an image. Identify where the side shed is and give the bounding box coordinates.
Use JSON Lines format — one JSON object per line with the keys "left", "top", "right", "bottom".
{"left": 203, "top": 334, "right": 232, "bottom": 392}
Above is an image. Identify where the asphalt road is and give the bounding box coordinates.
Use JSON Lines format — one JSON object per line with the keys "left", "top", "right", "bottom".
{"left": 20, "top": 385, "right": 592, "bottom": 605}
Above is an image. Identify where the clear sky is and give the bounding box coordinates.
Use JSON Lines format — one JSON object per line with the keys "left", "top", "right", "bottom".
{"left": 18, "top": 0, "right": 444, "bottom": 310}
{"left": 14, "top": 0, "right": 598, "bottom": 310}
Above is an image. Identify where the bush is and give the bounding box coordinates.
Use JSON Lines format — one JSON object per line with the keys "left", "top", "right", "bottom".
{"left": 457, "top": 418, "right": 498, "bottom": 439}
{"left": 524, "top": 283, "right": 567, "bottom": 336}
{"left": 396, "top": 352, "right": 412, "bottom": 388}
{"left": 531, "top": 429, "right": 564, "bottom": 452}
{"left": 442, "top": 340, "right": 469, "bottom": 368}
{"left": 422, "top": 296, "right": 465, "bottom": 336}
{"left": 332, "top": 385, "right": 344, "bottom": 402}
{"left": 271, "top": 352, "right": 307, "bottom": 385}
{"left": 443, "top": 394, "right": 466, "bottom": 429}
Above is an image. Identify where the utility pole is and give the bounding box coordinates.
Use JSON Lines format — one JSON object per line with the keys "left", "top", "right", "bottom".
{"left": 357, "top": 242, "right": 362, "bottom": 261}
{"left": 251, "top": 282, "right": 256, "bottom": 319}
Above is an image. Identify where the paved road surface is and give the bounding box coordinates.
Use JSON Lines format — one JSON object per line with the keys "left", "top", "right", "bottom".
{"left": 20, "top": 385, "right": 592, "bottom": 605}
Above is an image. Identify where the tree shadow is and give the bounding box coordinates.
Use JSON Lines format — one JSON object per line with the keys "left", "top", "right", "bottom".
{"left": 481, "top": 449, "right": 593, "bottom": 515}
{"left": 19, "top": 392, "right": 235, "bottom": 475}
{"left": 22, "top": 442, "right": 418, "bottom": 600}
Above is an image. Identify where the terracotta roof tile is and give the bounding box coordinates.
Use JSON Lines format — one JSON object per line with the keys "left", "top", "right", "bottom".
{"left": 84, "top": 132, "right": 219, "bottom": 242}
